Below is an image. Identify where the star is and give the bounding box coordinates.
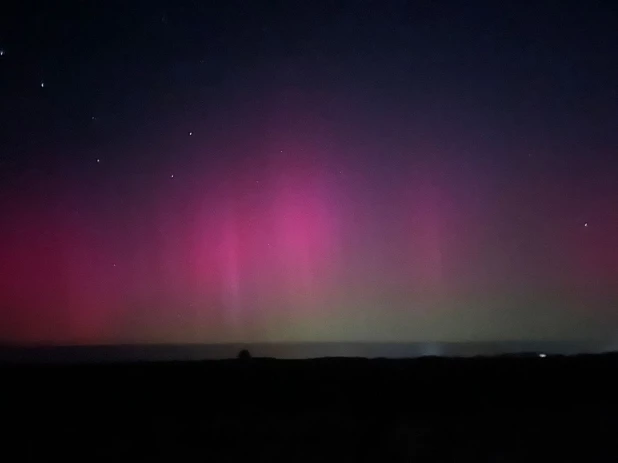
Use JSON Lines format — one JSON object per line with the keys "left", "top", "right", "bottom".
{"left": 96, "top": 158, "right": 100, "bottom": 163}
{"left": 0, "top": 49, "right": 4, "bottom": 56}
{"left": 584, "top": 222, "right": 588, "bottom": 227}
{"left": 170, "top": 174, "right": 174, "bottom": 179}
{"left": 91, "top": 116, "right": 96, "bottom": 121}
{"left": 188, "top": 131, "right": 193, "bottom": 136}
{"left": 40, "top": 81, "right": 45, "bottom": 88}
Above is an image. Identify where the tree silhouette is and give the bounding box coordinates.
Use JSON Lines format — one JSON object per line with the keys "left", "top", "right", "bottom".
{"left": 237, "top": 349, "right": 252, "bottom": 360}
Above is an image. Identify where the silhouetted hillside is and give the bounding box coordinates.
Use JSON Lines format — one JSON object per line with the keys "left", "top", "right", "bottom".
{"left": 2, "top": 354, "right": 618, "bottom": 461}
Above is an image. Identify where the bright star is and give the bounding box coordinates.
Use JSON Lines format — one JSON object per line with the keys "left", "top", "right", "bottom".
{"left": 189, "top": 132, "right": 193, "bottom": 136}
{"left": 0, "top": 49, "right": 4, "bottom": 56}
{"left": 40, "top": 81, "right": 45, "bottom": 88}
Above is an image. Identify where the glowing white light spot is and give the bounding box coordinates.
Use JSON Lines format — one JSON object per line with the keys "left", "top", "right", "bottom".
{"left": 0, "top": 49, "right": 4, "bottom": 56}
{"left": 96, "top": 159, "right": 100, "bottom": 163}
{"left": 539, "top": 353, "right": 547, "bottom": 358}
{"left": 189, "top": 132, "right": 193, "bottom": 136}
{"left": 584, "top": 222, "right": 588, "bottom": 227}
{"left": 170, "top": 174, "right": 174, "bottom": 179}
{"left": 40, "top": 81, "right": 45, "bottom": 88}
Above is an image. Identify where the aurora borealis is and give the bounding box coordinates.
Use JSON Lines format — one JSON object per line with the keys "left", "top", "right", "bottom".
{"left": 1, "top": 1, "right": 617, "bottom": 347}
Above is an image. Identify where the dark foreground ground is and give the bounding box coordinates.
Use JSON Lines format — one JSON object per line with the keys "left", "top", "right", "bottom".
{"left": 3, "top": 354, "right": 618, "bottom": 462}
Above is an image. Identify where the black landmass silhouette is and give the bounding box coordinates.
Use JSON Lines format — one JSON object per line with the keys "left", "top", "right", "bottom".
{"left": 2, "top": 353, "right": 617, "bottom": 461}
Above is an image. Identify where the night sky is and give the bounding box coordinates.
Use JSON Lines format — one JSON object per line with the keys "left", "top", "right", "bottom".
{"left": 1, "top": 1, "right": 617, "bottom": 346}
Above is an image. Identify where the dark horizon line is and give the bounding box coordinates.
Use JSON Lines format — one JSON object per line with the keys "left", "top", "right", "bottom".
{"left": 0, "top": 339, "right": 612, "bottom": 348}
